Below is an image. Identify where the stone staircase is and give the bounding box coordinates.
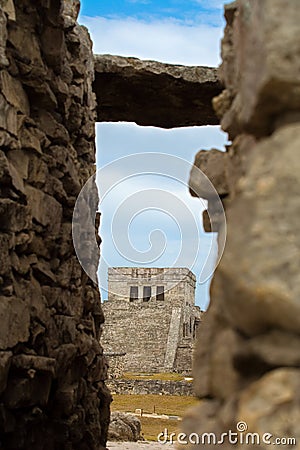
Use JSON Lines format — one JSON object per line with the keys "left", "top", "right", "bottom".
{"left": 163, "top": 307, "right": 182, "bottom": 371}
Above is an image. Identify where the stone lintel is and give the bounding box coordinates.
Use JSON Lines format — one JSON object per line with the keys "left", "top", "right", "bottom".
{"left": 94, "top": 54, "right": 222, "bottom": 128}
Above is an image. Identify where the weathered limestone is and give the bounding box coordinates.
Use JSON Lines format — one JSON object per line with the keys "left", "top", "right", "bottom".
{"left": 102, "top": 267, "right": 202, "bottom": 374}
{"left": 108, "top": 412, "right": 142, "bottom": 442}
{"left": 0, "top": 352, "right": 12, "bottom": 395}
{"left": 0, "top": 1, "right": 110, "bottom": 449}
{"left": 94, "top": 54, "right": 222, "bottom": 128}
{"left": 190, "top": 149, "right": 230, "bottom": 199}
{"left": 216, "top": 0, "right": 300, "bottom": 138}
{"left": 238, "top": 369, "right": 300, "bottom": 446}
{"left": 183, "top": 1, "right": 300, "bottom": 448}
{"left": 105, "top": 352, "right": 126, "bottom": 380}
{"left": 219, "top": 124, "right": 300, "bottom": 336}
{"left": 107, "top": 379, "right": 194, "bottom": 396}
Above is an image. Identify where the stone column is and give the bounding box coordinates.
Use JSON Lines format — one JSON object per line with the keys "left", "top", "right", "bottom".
{"left": 0, "top": 1, "right": 110, "bottom": 448}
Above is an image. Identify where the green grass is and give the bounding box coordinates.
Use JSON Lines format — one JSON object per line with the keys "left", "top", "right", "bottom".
{"left": 111, "top": 394, "right": 198, "bottom": 441}
{"left": 140, "top": 417, "right": 179, "bottom": 441}
{"left": 111, "top": 394, "right": 198, "bottom": 417}
{"left": 121, "top": 372, "right": 190, "bottom": 382}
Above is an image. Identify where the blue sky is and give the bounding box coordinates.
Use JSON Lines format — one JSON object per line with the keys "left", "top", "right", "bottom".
{"left": 78, "top": 1, "right": 228, "bottom": 309}
{"left": 80, "top": 0, "right": 224, "bottom": 26}
{"left": 79, "top": 0, "right": 225, "bottom": 66}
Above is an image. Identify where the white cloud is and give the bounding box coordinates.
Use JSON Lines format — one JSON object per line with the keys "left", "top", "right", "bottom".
{"left": 80, "top": 15, "right": 223, "bottom": 66}
{"left": 96, "top": 123, "right": 228, "bottom": 167}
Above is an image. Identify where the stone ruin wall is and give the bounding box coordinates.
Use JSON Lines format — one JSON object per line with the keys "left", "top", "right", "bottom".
{"left": 103, "top": 302, "right": 172, "bottom": 373}
{"left": 107, "top": 378, "right": 194, "bottom": 396}
{"left": 183, "top": 1, "right": 300, "bottom": 448}
{"left": 174, "top": 342, "right": 195, "bottom": 375}
{"left": 105, "top": 353, "right": 126, "bottom": 380}
{"left": 0, "top": 1, "right": 110, "bottom": 449}
{"left": 102, "top": 268, "right": 200, "bottom": 374}
{"left": 106, "top": 267, "right": 196, "bottom": 307}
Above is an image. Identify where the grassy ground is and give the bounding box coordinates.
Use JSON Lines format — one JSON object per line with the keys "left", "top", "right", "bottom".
{"left": 139, "top": 417, "right": 179, "bottom": 441}
{"left": 111, "top": 394, "right": 197, "bottom": 416}
{"left": 111, "top": 394, "right": 198, "bottom": 440}
{"left": 121, "top": 372, "right": 191, "bottom": 382}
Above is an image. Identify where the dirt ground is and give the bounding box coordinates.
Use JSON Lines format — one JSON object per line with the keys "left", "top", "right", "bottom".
{"left": 107, "top": 441, "right": 175, "bottom": 449}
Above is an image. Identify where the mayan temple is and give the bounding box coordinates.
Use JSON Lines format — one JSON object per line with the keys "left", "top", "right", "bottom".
{"left": 102, "top": 267, "right": 202, "bottom": 374}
